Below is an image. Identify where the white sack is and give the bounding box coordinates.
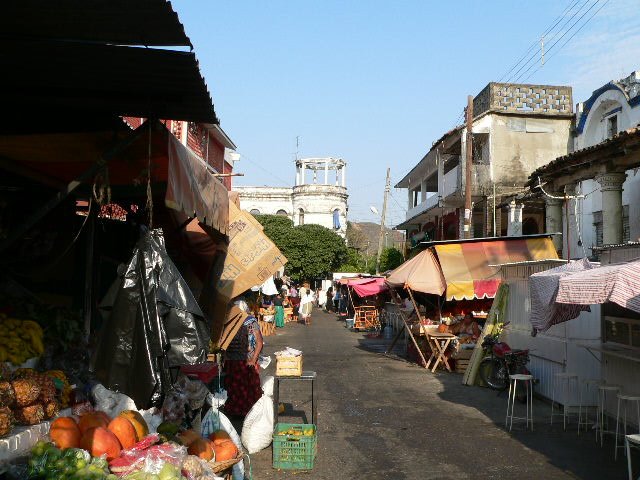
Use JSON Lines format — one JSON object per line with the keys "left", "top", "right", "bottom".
{"left": 241, "top": 376, "right": 275, "bottom": 454}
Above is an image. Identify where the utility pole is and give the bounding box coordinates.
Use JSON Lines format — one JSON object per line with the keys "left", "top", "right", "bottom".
{"left": 464, "top": 95, "right": 473, "bottom": 239}
{"left": 376, "top": 168, "right": 391, "bottom": 275}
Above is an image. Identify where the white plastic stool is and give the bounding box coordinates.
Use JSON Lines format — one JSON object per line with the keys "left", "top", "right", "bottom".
{"left": 550, "top": 372, "right": 579, "bottom": 430}
{"left": 615, "top": 394, "right": 640, "bottom": 460}
{"left": 626, "top": 434, "right": 640, "bottom": 480}
{"left": 505, "top": 374, "right": 534, "bottom": 432}
{"left": 598, "top": 384, "right": 621, "bottom": 446}
{"left": 578, "top": 379, "right": 603, "bottom": 436}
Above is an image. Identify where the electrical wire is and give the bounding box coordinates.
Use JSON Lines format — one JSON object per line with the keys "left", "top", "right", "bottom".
{"left": 573, "top": 184, "right": 587, "bottom": 257}
{"left": 497, "top": 0, "right": 583, "bottom": 82}
{"left": 234, "top": 151, "right": 292, "bottom": 187}
{"left": 520, "top": 0, "right": 610, "bottom": 83}
{"left": 506, "top": 0, "right": 592, "bottom": 84}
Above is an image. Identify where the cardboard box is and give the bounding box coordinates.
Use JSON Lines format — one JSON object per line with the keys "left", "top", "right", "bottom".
{"left": 217, "top": 202, "right": 287, "bottom": 300}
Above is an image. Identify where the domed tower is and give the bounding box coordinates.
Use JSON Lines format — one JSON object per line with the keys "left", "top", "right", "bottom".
{"left": 292, "top": 158, "right": 348, "bottom": 238}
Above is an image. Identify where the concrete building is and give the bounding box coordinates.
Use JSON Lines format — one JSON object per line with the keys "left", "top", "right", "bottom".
{"left": 235, "top": 157, "right": 348, "bottom": 237}
{"left": 395, "top": 82, "right": 573, "bottom": 245}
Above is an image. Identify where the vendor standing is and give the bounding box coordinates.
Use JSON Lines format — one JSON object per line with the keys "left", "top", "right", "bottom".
{"left": 452, "top": 313, "right": 481, "bottom": 342}
{"left": 223, "top": 298, "right": 264, "bottom": 417}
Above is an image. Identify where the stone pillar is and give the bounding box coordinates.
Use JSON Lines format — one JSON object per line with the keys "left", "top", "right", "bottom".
{"left": 324, "top": 162, "right": 329, "bottom": 184}
{"left": 420, "top": 179, "right": 427, "bottom": 202}
{"left": 300, "top": 162, "right": 306, "bottom": 185}
{"left": 595, "top": 172, "right": 627, "bottom": 246}
{"left": 507, "top": 201, "right": 523, "bottom": 237}
{"left": 341, "top": 166, "right": 346, "bottom": 187}
{"left": 545, "top": 197, "right": 563, "bottom": 253}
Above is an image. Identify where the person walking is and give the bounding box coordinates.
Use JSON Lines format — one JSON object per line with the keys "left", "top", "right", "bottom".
{"left": 274, "top": 293, "right": 285, "bottom": 328}
{"left": 326, "top": 286, "right": 333, "bottom": 312}
{"left": 299, "top": 284, "right": 314, "bottom": 325}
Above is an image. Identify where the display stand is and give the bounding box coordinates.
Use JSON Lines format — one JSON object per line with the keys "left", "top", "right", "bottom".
{"left": 273, "top": 371, "right": 317, "bottom": 425}
{"left": 353, "top": 306, "right": 380, "bottom": 330}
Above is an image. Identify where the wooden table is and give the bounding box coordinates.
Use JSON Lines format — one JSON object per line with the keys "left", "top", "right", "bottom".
{"left": 425, "top": 332, "right": 457, "bottom": 372}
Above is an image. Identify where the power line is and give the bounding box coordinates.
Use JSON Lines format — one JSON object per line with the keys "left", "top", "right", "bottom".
{"left": 497, "top": 0, "right": 583, "bottom": 82}
{"left": 234, "top": 151, "right": 292, "bottom": 186}
{"left": 521, "top": 0, "right": 610, "bottom": 83}
{"left": 506, "top": 0, "right": 594, "bottom": 84}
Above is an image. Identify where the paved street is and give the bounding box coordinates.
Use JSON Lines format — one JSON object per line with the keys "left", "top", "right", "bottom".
{"left": 251, "top": 310, "right": 625, "bottom": 479}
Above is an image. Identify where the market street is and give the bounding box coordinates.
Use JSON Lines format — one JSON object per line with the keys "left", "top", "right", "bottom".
{"left": 252, "top": 310, "right": 623, "bottom": 480}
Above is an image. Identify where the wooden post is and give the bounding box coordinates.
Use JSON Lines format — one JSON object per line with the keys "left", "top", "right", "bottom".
{"left": 375, "top": 168, "right": 391, "bottom": 275}
{"left": 407, "top": 288, "right": 424, "bottom": 323}
{"left": 464, "top": 95, "right": 474, "bottom": 239}
{"left": 83, "top": 206, "right": 96, "bottom": 339}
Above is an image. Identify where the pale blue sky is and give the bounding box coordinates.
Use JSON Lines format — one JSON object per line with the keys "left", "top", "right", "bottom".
{"left": 173, "top": 0, "right": 639, "bottom": 226}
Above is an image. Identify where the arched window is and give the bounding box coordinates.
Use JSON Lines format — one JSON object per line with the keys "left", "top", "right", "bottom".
{"left": 332, "top": 209, "right": 341, "bottom": 229}
{"left": 298, "top": 208, "right": 305, "bottom": 225}
{"left": 249, "top": 209, "right": 261, "bottom": 216}
{"left": 276, "top": 209, "right": 288, "bottom": 216}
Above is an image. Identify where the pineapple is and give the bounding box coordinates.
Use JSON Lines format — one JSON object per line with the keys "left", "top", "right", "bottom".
{"left": 0, "top": 406, "right": 13, "bottom": 436}
{"left": 12, "top": 378, "right": 40, "bottom": 407}
{"left": 37, "top": 375, "right": 56, "bottom": 404}
{"left": 43, "top": 400, "right": 59, "bottom": 419}
{"left": 14, "top": 403, "right": 44, "bottom": 425}
{"left": 0, "top": 381, "right": 15, "bottom": 407}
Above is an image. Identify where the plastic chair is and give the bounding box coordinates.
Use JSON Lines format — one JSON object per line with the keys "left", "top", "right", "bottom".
{"left": 506, "top": 374, "right": 534, "bottom": 432}
{"left": 550, "top": 372, "right": 578, "bottom": 430}
{"left": 616, "top": 394, "right": 640, "bottom": 460}
{"left": 598, "top": 384, "right": 621, "bottom": 446}
{"left": 578, "top": 379, "right": 603, "bottom": 436}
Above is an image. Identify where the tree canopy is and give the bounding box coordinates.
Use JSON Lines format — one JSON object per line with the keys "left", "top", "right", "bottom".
{"left": 255, "top": 215, "right": 348, "bottom": 281}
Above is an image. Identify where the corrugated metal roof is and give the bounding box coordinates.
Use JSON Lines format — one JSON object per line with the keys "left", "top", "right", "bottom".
{"left": 1, "top": 0, "right": 191, "bottom": 47}
{"left": 0, "top": 39, "right": 217, "bottom": 124}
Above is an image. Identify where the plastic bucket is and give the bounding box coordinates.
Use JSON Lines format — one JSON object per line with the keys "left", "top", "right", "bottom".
{"left": 345, "top": 318, "right": 355, "bottom": 329}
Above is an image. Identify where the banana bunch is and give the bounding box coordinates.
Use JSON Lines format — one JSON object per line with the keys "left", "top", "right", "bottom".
{"left": 0, "top": 314, "right": 44, "bottom": 365}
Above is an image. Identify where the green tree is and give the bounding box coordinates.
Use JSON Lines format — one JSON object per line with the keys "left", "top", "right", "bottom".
{"left": 372, "top": 247, "right": 404, "bottom": 274}
{"left": 336, "top": 247, "right": 367, "bottom": 273}
{"left": 255, "top": 215, "right": 347, "bottom": 281}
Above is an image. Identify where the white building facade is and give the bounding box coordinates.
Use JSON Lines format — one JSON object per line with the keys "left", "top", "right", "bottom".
{"left": 564, "top": 71, "right": 640, "bottom": 256}
{"left": 234, "top": 157, "right": 348, "bottom": 238}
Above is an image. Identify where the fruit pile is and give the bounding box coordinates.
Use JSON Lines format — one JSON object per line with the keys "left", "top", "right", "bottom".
{"left": 27, "top": 408, "right": 239, "bottom": 479}
{"left": 49, "top": 410, "right": 150, "bottom": 460}
{"left": 0, "top": 369, "right": 64, "bottom": 437}
{"left": 170, "top": 425, "right": 238, "bottom": 463}
{"left": 28, "top": 441, "right": 115, "bottom": 480}
{"left": 0, "top": 314, "right": 44, "bottom": 365}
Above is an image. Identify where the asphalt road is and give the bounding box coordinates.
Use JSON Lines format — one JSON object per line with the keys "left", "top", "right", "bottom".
{"left": 249, "top": 310, "right": 625, "bottom": 479}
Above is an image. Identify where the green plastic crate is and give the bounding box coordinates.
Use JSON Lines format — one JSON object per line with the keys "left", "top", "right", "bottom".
{"left": 272, "top": 423, "right": 317, "bottom": 470}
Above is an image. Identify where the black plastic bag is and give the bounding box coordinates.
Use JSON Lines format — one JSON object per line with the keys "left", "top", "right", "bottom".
{"left": 92, "top": 229, "right": 210, "bottom": 409}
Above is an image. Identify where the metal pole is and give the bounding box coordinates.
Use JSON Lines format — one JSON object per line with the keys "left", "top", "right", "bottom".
{"left": 464, "top": 95, "right": 474, "bottom": 239}
{"left": 376, "top": 168, "right": 391, "bottom": 275}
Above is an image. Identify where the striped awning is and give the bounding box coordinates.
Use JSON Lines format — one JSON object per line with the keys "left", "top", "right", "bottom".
{"left": 435, "top": 237, "right": 558, "bottom": 301}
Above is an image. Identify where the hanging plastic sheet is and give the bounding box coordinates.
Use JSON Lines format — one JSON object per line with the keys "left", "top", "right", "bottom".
{"left": 92, "top": 229, "right": 210, "bottom": 409}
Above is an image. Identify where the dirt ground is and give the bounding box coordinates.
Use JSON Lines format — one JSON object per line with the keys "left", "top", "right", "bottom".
{"left": 246, "top": 309, "right": 627, "bottom": 479}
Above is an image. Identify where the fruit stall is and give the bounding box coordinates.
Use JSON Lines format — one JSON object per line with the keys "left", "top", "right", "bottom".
{"left": 384, "top": 236, "right": 560, "bottom": 373}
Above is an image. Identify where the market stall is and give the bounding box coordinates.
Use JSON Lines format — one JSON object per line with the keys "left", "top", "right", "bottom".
{"left": 341, "top": 277, "right": 389, "bottom": 330}
{"left": 384, "top": 235, "right": 559, "bottom": 372}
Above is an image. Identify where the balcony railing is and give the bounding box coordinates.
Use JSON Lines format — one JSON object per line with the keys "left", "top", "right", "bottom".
{"left": 406, "top": 193, "right": 438, "bottom": 219}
